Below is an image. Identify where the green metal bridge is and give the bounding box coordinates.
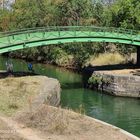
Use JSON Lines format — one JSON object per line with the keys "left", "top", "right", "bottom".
{"left": 0, "top": 26, "right": 140, "bottom": 54}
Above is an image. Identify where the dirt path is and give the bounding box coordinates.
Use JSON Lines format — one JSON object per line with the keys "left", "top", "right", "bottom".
{"left": 0, "top": 116, "right": 45, "bottom": 140}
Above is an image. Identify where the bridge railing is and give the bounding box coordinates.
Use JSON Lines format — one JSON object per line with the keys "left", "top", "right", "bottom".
{"left": 0, "top": 26, "right": 139, "bottom": 38}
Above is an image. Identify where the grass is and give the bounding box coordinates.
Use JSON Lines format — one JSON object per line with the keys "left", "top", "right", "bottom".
{"left": 16, "top": 105, "right": 69, "bottom": 134}
{"left": 15, "top": 104, "right": 88, "bottom": 135}
{"left": 74, "top": 104, "right": 85, "bottom": 115}
{"left": 89, "top": 53, "right": 126, "bottom": 66}
{"left": 0, "top": 76, "right": 42, "bottom": 116}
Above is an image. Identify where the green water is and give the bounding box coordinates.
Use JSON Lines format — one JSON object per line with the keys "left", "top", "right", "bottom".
{"left": 0, "top": 56, "right": 140, "bottom": 137}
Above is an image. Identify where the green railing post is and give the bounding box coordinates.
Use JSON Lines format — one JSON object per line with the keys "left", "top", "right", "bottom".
{"left": 7, "top": 36, "right": 11, "bottom": 44}
{"left": 25, "top": 33, "right": 28, "bottom": 40}
{"left": 23, "top": 42, "right": 26, "bottom": 48}
{"left": 12, "top": 35, "right": 15, "bottom": 40}
{"left": 58, "top": 29, "right": 60, "bottom": 37}
{"left": 117, "top": 28, "right": 120, "bottom": 37}
{"left": 130, "top": 30, "right": 133, "bottom": 38}
{"left": 74, "top": 29, "right": 76, "bottom": 37}
{"left": 42, "top": 31, "right": 45, "bottom": 38}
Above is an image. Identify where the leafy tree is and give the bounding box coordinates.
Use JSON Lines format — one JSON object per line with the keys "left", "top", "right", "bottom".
{"left": 103, "top": 0, "right": 140, "bottom": 29}
{"left": 0, "top": 9, "right": 11, "bottom": 31}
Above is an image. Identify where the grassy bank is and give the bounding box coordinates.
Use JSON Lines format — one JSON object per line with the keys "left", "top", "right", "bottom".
{"left": 88, "top": 53, "right": 126, "bottom": 66}
{"left": 0, "top": 76, "right": 43, "bottom": 116}
{"left": 14, "top": 105, "right": 136, "bottom": 140}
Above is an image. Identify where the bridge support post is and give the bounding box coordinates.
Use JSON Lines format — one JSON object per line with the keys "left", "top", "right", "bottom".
{"left": 137, "top": 47, "right": 140, "bottom": 66}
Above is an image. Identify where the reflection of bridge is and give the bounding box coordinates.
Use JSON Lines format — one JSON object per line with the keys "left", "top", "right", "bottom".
{"left": 0, "top": 26, "right": 140, "bottom": 64}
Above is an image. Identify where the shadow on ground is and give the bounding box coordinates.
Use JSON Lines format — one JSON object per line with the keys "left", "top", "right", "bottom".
{"left": 0, "top": 71, "right": 39, "bottom": 79}
{"left": 62, "top": 82, "right": 83, "bottom": 90}
{"left": 83, "top": 63, "right": 140, "bottom": 73}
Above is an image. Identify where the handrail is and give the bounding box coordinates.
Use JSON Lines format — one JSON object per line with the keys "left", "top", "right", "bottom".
{"left": 0, "top": 26, "right": 139, "bottom": 37}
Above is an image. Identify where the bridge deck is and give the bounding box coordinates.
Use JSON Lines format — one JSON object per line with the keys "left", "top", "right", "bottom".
{"left": 0, "top": 26, "right": 140, "bottom": 53}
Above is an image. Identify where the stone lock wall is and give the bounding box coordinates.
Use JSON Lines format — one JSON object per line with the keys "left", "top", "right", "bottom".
{"left": 92, "top": 72, "right": 140, "bottom": 98}
{"left": 31, "top": 76, "right": 61, "bottom": 111}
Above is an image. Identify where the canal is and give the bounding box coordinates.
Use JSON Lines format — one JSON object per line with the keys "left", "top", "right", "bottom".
{"left": 0, "top": 56, "right": 140, "bottom": 137}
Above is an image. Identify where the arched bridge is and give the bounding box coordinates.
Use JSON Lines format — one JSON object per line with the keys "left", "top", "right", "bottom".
{"left": 0, "top": 26, "right": 140, "bottom": 64}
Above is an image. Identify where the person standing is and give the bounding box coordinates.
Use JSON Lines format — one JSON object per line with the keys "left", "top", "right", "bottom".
{"left": 9, "top": 61, "right": 13, "bottom": 73}
{"left": 5, "top": 60, "right": 10, "bottom": 72}
{"left": 28, "top": 62, "right": 34, "bottom": 73}
{"left": 5, "top": 60, "right": 13, "bottom": 74}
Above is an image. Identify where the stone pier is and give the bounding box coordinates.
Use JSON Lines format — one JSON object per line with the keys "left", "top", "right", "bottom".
{"left": 90, "top": 71, "right": 140, "bottom": 98}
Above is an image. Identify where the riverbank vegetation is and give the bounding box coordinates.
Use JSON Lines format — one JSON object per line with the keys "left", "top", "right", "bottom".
{"left": 87, "top": 53, "right": 126, "bottom": 66}
{"left": 0, "top": 0, "right": 139, "bottom": 68}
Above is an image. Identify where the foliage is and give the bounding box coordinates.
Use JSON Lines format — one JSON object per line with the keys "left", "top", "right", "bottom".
{"left": 0, "top": 0, "right": 139, "bottom": 68}
{"left": 88, "top": 74, "right": 103, "bottom": 85}
{"left": 103, "top": 0, "right": 140, "bottom": 29}
{"left": 88, "top": 74, "right": 111, "bottom": 89}
{"left": 49, "top": 48, "right": 71, "bottom": 66}
{"left": 89, "top": 52, "right": 125, "bottom": 66}
{"left": 0, "top": 9, "right": 11, "bottom": 31}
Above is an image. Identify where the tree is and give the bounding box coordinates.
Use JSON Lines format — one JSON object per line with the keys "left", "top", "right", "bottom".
{"left": 103, "top": 0, "right": 140, "bottom": 29}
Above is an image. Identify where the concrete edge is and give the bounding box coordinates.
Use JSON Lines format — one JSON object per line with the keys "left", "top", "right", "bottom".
{"left": 86, "top": 116, "right": 140, "bottom": 140}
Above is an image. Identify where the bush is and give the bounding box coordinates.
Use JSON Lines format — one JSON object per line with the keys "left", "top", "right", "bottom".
{"left": 89, "top": 53, "right": 125, "bottom": 66}
{"left": 88, "top": 74, "right": 102, "bottom": 85}
{"left": 50, "top": 48, "right": 72, "bottom": 66}
{"left": 88, "top": 74, "right": 111, "bottom": 89}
